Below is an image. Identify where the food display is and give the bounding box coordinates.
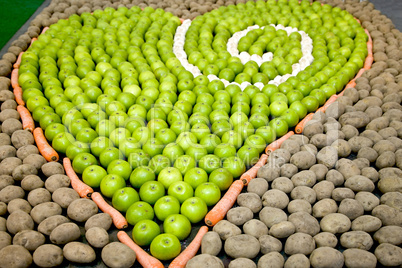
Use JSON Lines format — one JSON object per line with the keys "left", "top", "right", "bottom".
{"left": 0, "top": 0, "right": 401, "bottom": 267}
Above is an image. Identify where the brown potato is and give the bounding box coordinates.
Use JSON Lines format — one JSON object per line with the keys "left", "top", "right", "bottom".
{"left": 290, "top": 151, "right": 316, "bottom": 170}
{"left": 27, "top": 188, "right": 51, "bottom": 207}
{"left": 325, "top": 169, "right": 344, "bottom": 186}
{"left": 309, "top": 164, "right": 328, "bottom": 182}
{"left": 44, "top": 174, "right": 70, "bottom": 193}
{"left": 284, "top": 233, "right": 315, "bottom": 255}
{"left": 340, "top": 231, "right": 373, "bottom": 250}
{"left": 287, "top": 199, "right": 312, "bottom": 214}
{"left": 212, "top": 220, "right": 241, "bottom": 240}
{"left": 7, "top": 198, "right": 31, "bottom": 214}
{"left": 355, "top": 192, "right": 380, "bottom": 212}
{"left": 0, "top": 245, "right": 32, "bottom": 267}
{"left": 0, "top": 145, "right": 16, "bottom": 161}
{"left": 310, "top": 247, "right": 344, "bottom": 268}
{"left": 0, "top": 231, "right": 11, "bottom": 250}
{"left": 51, "top": 187, "right": 80, "bottom": 208}
{"left": 6, "top": 210, "right": 34, "bottom": 234}
{"left": 259, "top": 207, "right": 287, "bottom": 228}
{"left": 259, "top": 235, "right": 282, "bottom": 254}
{"left": 0, "top": 185, "right": 24, "bottom": 203}
{"left": 63, "top": 242, "right": 96, "bottom": 264}
{"left": 13, "top": 230, "right": 45, "bottom": 251}
{"left": 67, "top": 199, "right": 98, "bottom": 222}
{"left": 16, "top": 145, "right": 39, "bottom": 160}
{"left": 374, "top": 226, "right": 402, "bottom": 245}
{"left": 237, "top": 193, "right": 262, "bottom": 213}
{"left": 84, "top": 213, "right": 112, "bottom": 231}
{"left": 262, "top": 189, "right": 289, "bottom": 209}
{"left": 224, "top": 234, "right": 260, "bottom": 259}
{"left": 243, "top": 219, "right": 268, "bottom": 238}
{"left": 271, "top": 177, "right": 294, "bottom": 193}
{"left": 269, "top": 221, "right": 295, "bottom": 239}
{"left": 291, "top": 170, "right": 316, "bottom": 187}
{"left": 37, "top": 215, "right": 70, "bottom": 236}
{"left": 201, "top": 231, "right": 222, "bottom": 256}
{"left": 257, "top": 252, "right": 284, "bottom": 268}
{"left": 372, "top": 205, "right": 402, "bottom": 226}
{"left": 33, "top": 244, "right": 63, "bottom": 267}
{"left": 313, "top": 181, "right": 334, "bottom": 200}
{"left": 21, "top": 175, "right": 44, "bottom": 191}
{"left": 288, "top": 211, "right": 320, "bottom": 236}
{"left": 246, "top": 178, "right": 268, "bottom": 197}
{"left": 320, "top": 213, "right": 351, "bottom": 234}
{"left": 229, "top": 258, "right": 256, "bottom": 268}
{"left": 41, "top": 162, "right": 64, "bottom": 177}
{"left": 313, "top": 199, "right": 338, "bottom": 218}
{"left": 0, "top": 175, "right": 13, "bottom": 191}
{"left": 11, "top": 130, "right": 34, "bottom": 149}
{"left": 285, "top": 254, "right": 310, "bottom": 268}
{"left": 335, "top": 158, "right": 361, "bottom": 179}
{"left": 290, "top": 186, "right": 316, "bottom": 204}
{"left": 313, "top": 232, "right": 338, "bottom": 248}
{"left": 23, "top": 154, "right": 46, "bottom": 170}
{"left": 280, "top": 163, "right": 298, "bottom": 178}
{"left": 351, "top": 215, "right": 382, "bottom": 232}
{"left": 380, "top": 192, "right": 402, "bottom": 211}
{"left": 186, "top": 254, "right": 224, "bottom": 268}
{"left": 30, "top": 202, "right": 62, "bottom": 224}
{"left": 0, "top": 202, "right": 6, "bottom": 216}
{"left": 12, "top": 164, "right": 38, "bottom": 181}
{"left": 338, "top": 198, "right": 364, "bottom": 220}
{"left": 50, "top": 222, "right": 81, "bottom": 245}
{"left": 375, "top": 243, "right": 402, "bottom": 266}
{"left": 85, "top": 227, "right": 109, "bottom": 248}
{"left": 343, "top": 248, "right": 377, "bottom": 268}
{"left": 101, "top": 242, "right": 136, "bottom": 268}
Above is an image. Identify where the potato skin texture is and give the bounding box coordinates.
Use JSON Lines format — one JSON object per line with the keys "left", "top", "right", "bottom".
{"left": 63, "top": 242, "right": 96, "bottom": 264}
{"left": 0, "top": 245, "right": 32, "bottom": 268}
{"left": 201, "top": 231, "right": 222, "bottom": 256}
{"left": 33, "top": 244, "right": 64, "bottom": 268}
{"left": 101, "top": 242, "right": 136, "bottom": 268}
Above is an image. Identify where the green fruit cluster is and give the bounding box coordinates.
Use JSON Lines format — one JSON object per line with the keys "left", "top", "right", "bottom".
{"left": 16, "top": 0, "right": 367, "bottom": 260}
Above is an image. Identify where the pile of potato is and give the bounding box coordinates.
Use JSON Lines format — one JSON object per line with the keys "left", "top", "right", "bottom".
{"left": 194, "top": 1, "right": 402, "bottom": 266}
{"left": 0, "top": 0, "right": 402, "bottom": 267}
{"left": 0, "top": 129, "right": 136, "bottom": 268}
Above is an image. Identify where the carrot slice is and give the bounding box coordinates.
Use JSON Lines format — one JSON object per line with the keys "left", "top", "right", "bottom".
{"left": 13, "top": 52, "right": 23, "bottom": 69}
{"left": 91, "top": 192, "right": 128, "bottom": 229}
{"left": 33, "top": 127, "right": 59, "bottom": 162}
{"left": 63, "top": 157, "right": 93, "bottom": 198}
{"left": 168, "top": 226, "right": 209, "bottom": 268}
{"left": 14, "top": 86, "right": 25, "bottom": 106}
{"left": 205, "top": 180, "right": 244, "bottom": 226}
{"left": 240, "top": 153, "right": 268, "bottom": 185}
{"left": 117, "top": 231, "right": 164, "bottom": 268}
{"left": 295, "top": 113, "right": 314, "bottom": 134}
{"left": 11, "top": 68, "right": 19, "bottom": 89}
{"left": 17, "top": 105, "right": 34, "bottom": 132}
{"left": 265, "top": 131, "right": 294, "bottom": 154}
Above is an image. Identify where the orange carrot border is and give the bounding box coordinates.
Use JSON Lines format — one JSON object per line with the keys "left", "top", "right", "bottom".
{"left": 17, "top": 105, "right": 34, "bottom": 132}
{"left": 33, "top": 127, "right": 59, "bottom": 162}
{"left": 204, "top": 180, "right": 244, "bottom": 226}
{"left": 63, "top": 157, "right": 94, "bottom": 198}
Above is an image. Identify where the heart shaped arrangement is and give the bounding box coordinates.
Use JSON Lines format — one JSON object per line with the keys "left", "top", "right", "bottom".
{"left": 15, "top": 0, "right": 368, "bottom": 262}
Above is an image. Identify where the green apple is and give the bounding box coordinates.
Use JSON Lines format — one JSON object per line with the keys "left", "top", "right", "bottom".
{"left": 154, "top": 195, "right": 180, "bottom": 221}
{"left": 163, "top": 214, "right": 191, "bottom": 240}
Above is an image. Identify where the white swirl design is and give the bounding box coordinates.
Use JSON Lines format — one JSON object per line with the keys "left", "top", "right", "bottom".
{"left": 173, "top": 20, "right": 314, "bottom": 90}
